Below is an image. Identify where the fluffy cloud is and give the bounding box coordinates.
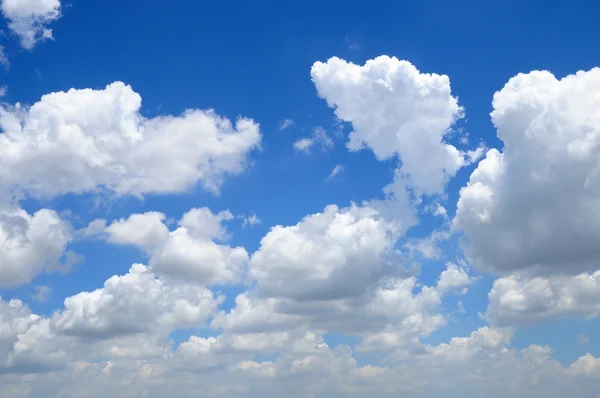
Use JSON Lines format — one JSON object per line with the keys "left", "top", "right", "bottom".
{"left": 0, "top": 264, "right": 221, "bottom": 374}
{"left": 421, "top": 326, "right": 513, "bottom": 362}
{"left": 1, "top": 0, "right": 62, "bottom": 49}
{"left": 486, "top": 270, "right": 600, "bottom": 326}
{"left": 248, "top": 204, "right": 401, "bottom": 301}
{"left": 0, "top": 82, "right": 261, "bottom": 199}
{"left": 52, "top": 264, "right": 221, "bottom": 339}
{"left": 455, "top": 68, "right": 600, "bottom": 275}
{"left": 436, "top": 262, "right": 473, "bottom": 294}
{"left": 0, "top": 298, "right": 40, "bottom": 368}
{"left": 311, "top": 56, "right": 472, "bottom": 196}
{"left": 104, "top": 208, "right": 248, "bottom": 285}
{"left": 0, "top": 206, "right": 72, "bottom": 287}
{"left": 567, "top": 353, "right": 600, "bottom": 377}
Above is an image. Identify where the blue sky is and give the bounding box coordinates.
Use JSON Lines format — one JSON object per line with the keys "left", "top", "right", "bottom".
{"left": 1, "top": 1, "right": 600, "bottom": 397}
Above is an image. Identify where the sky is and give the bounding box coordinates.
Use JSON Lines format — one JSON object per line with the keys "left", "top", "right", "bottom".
{"left": 1, "top": 0, "right": 600, "bottom": 397}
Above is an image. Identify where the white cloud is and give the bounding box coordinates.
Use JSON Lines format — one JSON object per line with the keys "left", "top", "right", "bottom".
{"left": 421, "top": 326, "right": 513, "bottom": 362}
{"left": 215, "top": 205, "right": 472, "bottom": 353}
{"left": 0, "top": 46, "right": 7, "bottom": 69}
{"left": 567, "top": 353, "right": 600, "bottom": 377}
{"left": 312, "top": 56, "right": 473, "bottom": 196}
{"left": 104, "top": 208, "right": 248, "bottom": 285}
{"left": 431, "top": 202, "right": 448, "bottom": 218}
{"left": 403, "top": 229, "right": 450, "bottom": 260}
{"left": 1, "top": 0, "right": 62, "bottom": 50}
{"left": 1, "top": 310, "right": 596, "bottom": 398}
{"left": 248, "top": 204, "right": 401, "bottom": 301}
{"left": 52, "top": 264, "right": 221, "bottom": 340}
{"left": 293, "top": 137, "right": 313, "bottom": 152}
{"left": 0, "top": 82, "right": 261, "bottom": 199}
{"left": 454, "top": 67, "right": 600, "bottom": 275}
{"left": 312, "top": 126, "right": 334, "bottom": 151}
{"left": 241, "top": 213, "right": 261, "bottom": 228}
{"left": 436, "top": 262, "right": 472, "bottom": 294}
{"left": 486, "top": 270, "right": 600, "bottom": 326}
{"left": 293, "top": 126, "right": 334, "bottom": 153}
{"left": 105, "top": 212, "right": 170, "bottom": 250}
{"left": 326, "top": 164, "right": 344, "bottom": 180}
{"left": 279, "top": 118, "right": 294, "bottom": 131}
{"left": 0, "top": 85, "right": 7, "bottom": 96}
{"left": 0, "top": 206, "right": 72, "bottom": 287}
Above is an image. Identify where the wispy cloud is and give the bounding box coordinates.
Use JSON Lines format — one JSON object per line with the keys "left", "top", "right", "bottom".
{"left": 0, "top": 45, "right": 8, "bottom": 69}
{"left": 294, "top": 126, "right": 334, "bottom": 153}
{"left": 577, "top": 334, "right": 590, "bottom": 344}
{"left": 31, "top": 285, "right": 52, "bottom": 303}
{"left": 241, "top": 213, "right": 261, "bottom": 228}
{"left": 313, "top": 126, "right": 333, "bottom": 151}
{"left": 279, "top": 118, "right": 294, "bottom": 131}
{"left": 326, "top": 164, "right": 344, "bottom": 180}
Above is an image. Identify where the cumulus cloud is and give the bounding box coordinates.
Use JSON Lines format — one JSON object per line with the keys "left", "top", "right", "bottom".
{"left": 567, "top": 353, "right": 600, "bottom": 377}
{"left": 486, "top": 270, "right": 600, "bottom": 326}
{"left": 248, "top": 204, "right": 401, "bottom": 301}
{"left": 0, "top": 82, "right": 261, "bottom": 199}
{"left": 455, "top": 67, "right": 600, "bottom": 275}
{"left": 53, "top": 264, "right": 221, "bottom": 340}
{"left": 421, "top": 326, "right": 513, "bottom": 362}
{"left": 436, "top": 262, "right": 473, "bottom": 294}
{"left": 103, "top": 208, "right": 248, "bottom": 285}
{"left": 0, "top": 265, "right": 220, "bottom": 374}
{"left": 0, "top": 206, "right": 72, "bottom": 287}
{"left": 312, "top": 56, "right": 473, "bottom": 196}
{"left": 1, "top": 0, "right": 62, "bottom": 49}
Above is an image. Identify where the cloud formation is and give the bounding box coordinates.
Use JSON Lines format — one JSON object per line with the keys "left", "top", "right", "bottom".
{"left": 455, "top": 68, "right": 600, "bottom": 276}
{"left": 1, "top": 0, "right": 62, "bottom": 49}
{"left": 0, "top": 82, "right": 261, "bottom": 198}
